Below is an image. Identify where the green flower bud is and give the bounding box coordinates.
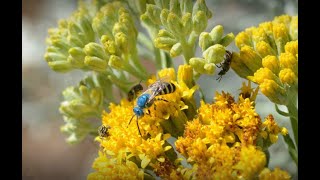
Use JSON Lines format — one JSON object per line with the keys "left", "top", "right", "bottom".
{"left": 203, "top": 44, "right": 225, "bottom": 64}
{"left": 239, "top": 45, "right": 263, "bottom": 73}
{"left": 84, "top": 56, "right": 107, "bottom": 72}
{"left": 60, "top": 117, "right": 96, "bottom": 144}
{"left": 219, "top": 33, "right": 235, "bottom": 47}
{"left": 68, "top": 22, "right": 86, "bottom": 47}
{"left": 154, "top": 0, "right": 170, "bottom": 9}
{"left": 44, "top": 52, "right": 67, "bottom": 62}
{"left": 101, "top": 35, "right": 117, "bottom": 54}
{"left": 193, "top": 0, "right": 212, "bottom": 19}
{"left": 199, "top": 32, "right": 213, "bottom": 51}
{"left": 69, "top": 47, "right": 86, "bottom": 59}
{"left": 145, "top": 4, "right": 162, "bottom": 25}
{"left": 203, "top": 63, "right": 216, "bottom": 74}
{"left": 190, "top": 57, "right": 215, "bottom": 74}
{"left": 190, "top": 57, "right": 206, "bottom": 73}
{"left": 290, "top": 16, "right": 298, "bottom": 40}
{"left": 160, "top": 9, "right": 170, "bottom": 28}
{"left": 112, "top": 22, "right": 127, "bottom": 35}
{"left": 167, "top": 12, "right": 184, "bottom": 36}
{"left": 170, "top": 43, "right": 182, "bottom": 57}
{"left": 154, "top": 36, "right": 178, "bottom": 51}
{"left": 180, "top": 0, "right": 193, "bottom": 14}
{"left": 181, "top": 13, "right": 192, "bottom": 35}
{"left": 140, "top": 14, "right": 155, "bottom": 27}
{"left": 114, "top": 32, "right": 129, "bottom": 54}
{"left": 192, "top": 11, "right": 207, "bottom": 34}
{"left": 209, "top": 25, "right": 224, "bottom": 44}
{"left": 84, "top": 42, "right": 109, "bottom": 60}
{"left": 169, "top": 0, "right": 180, "bottom": 16}
{"left": 68, "top": 47, "right": 86, "bottom": 68}
{"left": 60, "top": 85, "right": 104, "bottom": 121}
{"left": 48, "top": 61, "right": 73, "bottom": 73}
{"left": 157, "top": 29, "right": 176, "bottom": 39}
{"left": 230, "top": 52, "right": 254, "bottom": 78}
{"left": 108, "top": 55, "right": 124, "bottom": 70}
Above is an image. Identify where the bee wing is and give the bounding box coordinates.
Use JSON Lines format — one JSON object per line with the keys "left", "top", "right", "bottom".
{"left": 143, "top": 79, "right": 168, "bottom": 105}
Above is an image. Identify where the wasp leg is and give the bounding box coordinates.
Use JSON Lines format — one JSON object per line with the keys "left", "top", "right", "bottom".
{"left": 136, "top": 116, "right": 142, "bottom": 137}
{"left": 216, "top": 75, "right": 223, "bottom": 82}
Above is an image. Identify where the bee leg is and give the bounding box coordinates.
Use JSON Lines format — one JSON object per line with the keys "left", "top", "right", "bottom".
{"left": 216, "top": 64, "right": 222, "bottom": 68}
{"left": 145, "top": 109, "right": 151, "bottom": 116}
{"left": 154, "top": 97, "right": 169, "bottom": 102}
{"left": 136, "top": 116, "right": 142, "bottom": 137}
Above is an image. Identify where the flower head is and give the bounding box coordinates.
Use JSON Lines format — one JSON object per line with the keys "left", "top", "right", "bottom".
{"left": 175, "top": 91, "right": 289, "bottom": 179}
{"left": 92, "top": 66, "right": 198, "bottom": 177}
{"left": 232, "top": 15, "right": 298, "bottom": 105}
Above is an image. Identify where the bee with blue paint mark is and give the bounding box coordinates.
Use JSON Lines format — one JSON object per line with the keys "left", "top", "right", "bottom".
{"left": 127, "top": 81, "right": 143, "bottom": 102}
{"left": 127, "top": 78, "right": 176, "bottom": 136}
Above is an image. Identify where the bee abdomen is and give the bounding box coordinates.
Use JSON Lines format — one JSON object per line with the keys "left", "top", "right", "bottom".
{"left": 159, "top": 83, "right": 176, "bottom": 95}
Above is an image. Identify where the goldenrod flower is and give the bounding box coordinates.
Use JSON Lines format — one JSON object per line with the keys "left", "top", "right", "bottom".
{"left": 87, "top": 151, "right": 144, "bottom": 180}
{"left": 91, "top": 66, "right": 198, "bottom": 178}
{"left": 259, "top": 167, "right": 291, "bottom": 180}
{"left": 175, "top": 91, "right": 289, "bottom": 179}
{"left": 260, "top": 115, "right": 289, "bottom": 144}
{"left": 232, "top": 14, "right": 298, "bottom": 106}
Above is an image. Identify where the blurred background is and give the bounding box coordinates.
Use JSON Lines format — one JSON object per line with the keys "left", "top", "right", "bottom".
{"left": 22, "top": 0, "right": 298, "bottom": 179}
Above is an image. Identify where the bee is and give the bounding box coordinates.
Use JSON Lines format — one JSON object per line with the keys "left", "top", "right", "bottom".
{"left": 128, "top": 78, "right": 176, "bottom": 136}
{"left": 127, "top": 81, "right": 143, "bottom": 102}
{"left": 216, "top": 50, "right": 232, "bottom": 82}
{"left": 98, "top": 124, "right": 111, "bottom": 138}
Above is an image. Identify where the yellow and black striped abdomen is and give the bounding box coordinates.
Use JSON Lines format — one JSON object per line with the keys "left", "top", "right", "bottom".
{"left": 159, "top": 82, "right": 176, "bottom": 95}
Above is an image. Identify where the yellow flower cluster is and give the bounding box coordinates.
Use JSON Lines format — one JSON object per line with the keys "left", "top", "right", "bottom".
{"left": 87, "top": 151, "right": 144, "bottom": 180}
{"left": 231, "top": 15, "right": 298, "bottom": 105}
{"left": 89, "top": 65, "right": 197, "bottom": 179}
{"left": 175, "top": 91, "right": 289, "bottom": 179}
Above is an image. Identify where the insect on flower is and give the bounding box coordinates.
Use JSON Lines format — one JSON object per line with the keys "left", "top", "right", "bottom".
{"left": 128, "top": 77, "right": 176, "bottom": 136}
{"left": 216, "top": 50, "right": 233, "bottom": 82}
{"left": 98, "top": 124, "right": 111, "bottom": 138}
{"left": 127, "top": 81, "right": 143, "bottom": 102}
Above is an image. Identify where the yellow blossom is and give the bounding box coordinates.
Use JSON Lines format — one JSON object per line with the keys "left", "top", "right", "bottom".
{"left": 231, "top": 14, "right": 298, "bottom": 105}
{"left": 262, "top": 55, "right": 280, "bottom": 75}
{"left": 174, "top": 92, "right": 290, "bottom": 179}
{"left": 279, "top": 68, "right": 297, "bottom": 85}
{"left": 260, "top": 79, "right": 287, "bottom": 105}
{"left": 279, "top": 52, "right": 298, "bottom": 74}
{"left": 260, "top": 115, "right": 288, "bottom": 144}
{"left": 87, "top": 151, "right": 144, "bottom": 180}
{"left": 259, "top": 167, "right": 291, "bottom": 180}
{"left": 233, "top": 145, "right": 266, "bottom": 179}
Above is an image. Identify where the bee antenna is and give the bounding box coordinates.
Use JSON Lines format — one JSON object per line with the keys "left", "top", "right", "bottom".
{"left": 139, "top": 79, "right": 143, "bottom": 84}
{"left": 136, "top": 116, "right": 142, "bottom": 137}
{"left": 128, "top": 115, "right": 135, "bottom": 127}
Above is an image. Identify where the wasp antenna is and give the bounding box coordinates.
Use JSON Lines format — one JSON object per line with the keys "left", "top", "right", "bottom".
{"left": 136, "top": 116, "right": 142, "bottom": 137}
{"left": 128, "top": 115, "right": 135, "bottom": 127}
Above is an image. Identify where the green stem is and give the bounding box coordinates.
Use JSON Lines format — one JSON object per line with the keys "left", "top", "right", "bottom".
{"left": 154, "top": 47, "right": 163, "bottom": 70}
{"left": 131, "top": 50, "right": 149, "bottom": 77}
{"left": 180, "top": 37, "right": 194, "bottom": 64}
{"left": 283, "top": 134, "right": 298, "bottom": 165}
{"left": 286, "top": 89, "right": 298, "bottom": 147}
{"left": 137, "top": 33, "right": 154, "bottom": 52}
